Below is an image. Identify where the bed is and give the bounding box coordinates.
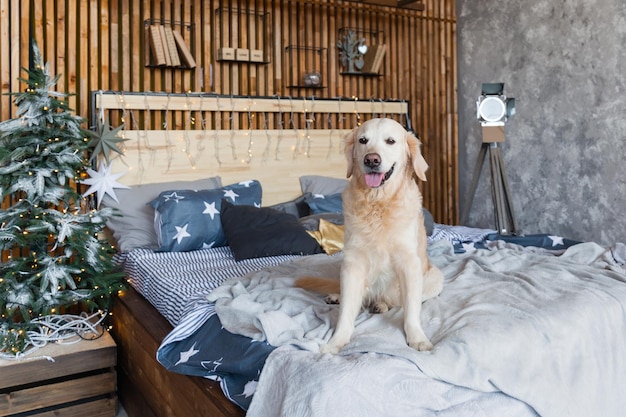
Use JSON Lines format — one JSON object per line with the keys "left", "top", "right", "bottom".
{"left": 93, "top": 91, "right": 626, "bottom": 417}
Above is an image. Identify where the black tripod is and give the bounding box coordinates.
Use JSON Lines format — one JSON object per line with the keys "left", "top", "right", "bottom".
{"left": 461, "top": 141, "right": 518, "bottom": 236}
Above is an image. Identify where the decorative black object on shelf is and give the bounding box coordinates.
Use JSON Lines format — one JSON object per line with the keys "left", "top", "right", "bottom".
{"left": 338, "top": 27, "right": 386, "bottom": 76}
{"left": 285, "top": 45, "right": 328, "bottom": 89}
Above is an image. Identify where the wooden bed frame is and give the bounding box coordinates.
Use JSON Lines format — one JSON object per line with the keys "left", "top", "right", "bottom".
{"left": 94, "top": 91, "right": 411, "bottom": 416}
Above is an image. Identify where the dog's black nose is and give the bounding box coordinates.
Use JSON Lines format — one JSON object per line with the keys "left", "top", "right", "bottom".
{"left": 364, "top": 153, "right": 381, "bottom": 168}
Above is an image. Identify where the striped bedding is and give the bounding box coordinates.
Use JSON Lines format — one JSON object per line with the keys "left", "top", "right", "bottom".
{"left": 115, "top": 246, "right": 301, "bottom": 326}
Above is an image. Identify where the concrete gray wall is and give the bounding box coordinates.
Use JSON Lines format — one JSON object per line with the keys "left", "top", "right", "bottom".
{"left": 457, "top": 0, "right": 625, "bottom": 245}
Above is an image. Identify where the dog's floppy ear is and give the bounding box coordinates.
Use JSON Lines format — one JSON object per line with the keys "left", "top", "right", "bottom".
{"left": 407, "top": 132, "right": 429, "bottom": 182}
{"left": 343, "top": 127, "right": 357, "bottom": 178}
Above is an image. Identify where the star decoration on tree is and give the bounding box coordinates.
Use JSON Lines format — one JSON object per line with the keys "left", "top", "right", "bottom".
{"left": 87, "top": 118, "right": 128, "bottom": 164}
{"left": 81, "top": 162, "right": 130, "bottom": 207}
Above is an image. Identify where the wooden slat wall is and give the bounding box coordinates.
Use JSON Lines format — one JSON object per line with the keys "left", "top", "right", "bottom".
{"left": 0, "top": 0, "right": 457, "bottom": 224}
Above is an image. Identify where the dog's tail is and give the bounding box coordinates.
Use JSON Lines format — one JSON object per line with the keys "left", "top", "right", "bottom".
{"left": 294, "top": 276, "right": 340, "bottom": 295}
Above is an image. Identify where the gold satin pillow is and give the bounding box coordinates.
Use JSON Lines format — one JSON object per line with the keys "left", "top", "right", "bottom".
{"left": 307, "top": 218, "right": 344, "bottom": 255}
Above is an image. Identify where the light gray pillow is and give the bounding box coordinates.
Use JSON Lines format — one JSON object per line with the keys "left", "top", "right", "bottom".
{"left": 299, "top": 175, "right": 348, "bottom": 195}
{"left": 102, "top": 176, "right": 222, "bottom": 252}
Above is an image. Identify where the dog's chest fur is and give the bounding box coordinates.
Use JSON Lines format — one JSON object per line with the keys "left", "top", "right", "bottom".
{"left": 342, "top": 182, "right": 422, "bottom": 306}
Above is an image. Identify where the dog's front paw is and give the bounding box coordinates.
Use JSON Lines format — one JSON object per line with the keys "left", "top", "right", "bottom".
{"left": 370, "top": 301, "right": 389, "bottom": 314}
{"left": 320, "top": 343, "right": 341, "bottom": 354}
{"left": 325, "top": 293, "right": 340, "bottom": 304}
{"left": 409, "top": 339, "right": 433, "bottom": 351}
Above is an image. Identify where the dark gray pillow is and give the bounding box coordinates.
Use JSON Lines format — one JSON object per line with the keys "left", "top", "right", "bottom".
{"left": 221, "top": 200, "right": 323, "bottom": 261}
{"left": 268, "top": 193, "right": 312, "bottom": 218}
{"left": 305, "top": 192, "right": 343, "bottom": 214}
{"left": 298, "top": 213, "right": 345, "bottom": 231}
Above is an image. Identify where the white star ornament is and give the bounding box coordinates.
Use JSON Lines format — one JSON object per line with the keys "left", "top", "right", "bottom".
{"left": 81, "top": 162, "right": 130, "bottom": 207}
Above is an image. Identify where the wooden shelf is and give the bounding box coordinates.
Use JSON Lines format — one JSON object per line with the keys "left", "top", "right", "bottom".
{"left": 340, "top": 71, "right": 383, "bottom": 77}
{"left": 214, "top": 8, "right": 270, "bottom": 64}
{"left": 285, "top": 45, "right": 328, "bottom": 89}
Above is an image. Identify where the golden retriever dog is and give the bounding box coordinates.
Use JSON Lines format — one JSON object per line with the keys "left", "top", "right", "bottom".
{"left": 297, "top": 118, "right": 443, "bottom": 353}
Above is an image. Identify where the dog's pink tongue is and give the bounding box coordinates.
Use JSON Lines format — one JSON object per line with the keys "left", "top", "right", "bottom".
{"left": 365, "top": 172, "right": 384, "bottom": 188}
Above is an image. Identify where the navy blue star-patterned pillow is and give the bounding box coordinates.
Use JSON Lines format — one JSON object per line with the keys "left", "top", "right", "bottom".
{"left": 304, "top": 192, "right": 343, "bottom": 214}
{"left": 150, "top": 180, "right": 262, "bottom": 252}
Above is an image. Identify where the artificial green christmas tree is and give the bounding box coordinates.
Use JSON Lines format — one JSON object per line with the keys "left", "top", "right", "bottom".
{"left": 0, "top": 42, "right": 126, "bottom": 355}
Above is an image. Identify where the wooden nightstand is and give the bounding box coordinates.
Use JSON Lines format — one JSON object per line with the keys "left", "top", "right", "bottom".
{"left": 0, "top": 330, "right": 118, "bottom": 417}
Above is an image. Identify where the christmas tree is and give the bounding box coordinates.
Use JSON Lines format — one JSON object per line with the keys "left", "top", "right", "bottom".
{"left": 0, "top": 42, "right": 126, "bottom": 355}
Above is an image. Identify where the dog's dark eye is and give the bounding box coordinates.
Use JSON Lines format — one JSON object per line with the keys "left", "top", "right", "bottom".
{"left": 358, "top": 136, "right": 368, "bottom": 144}
{"left": 385, "top": 138, "right": 396, "bottom": 145}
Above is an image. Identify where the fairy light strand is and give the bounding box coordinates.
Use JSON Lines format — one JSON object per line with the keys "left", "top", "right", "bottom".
{"left": 0, "top": 311, "right": 108, "bottom": 361}
{"left": 261, "top": 110, "right": 272, "bottom": 163}
{"left": 275, "top": 95, "right": 285, "bottom": 161}
{"left": 94, "top": 92, "right": 407, "bottom": 181}
{"left": 228, "top": 95, "right": 238, "bottom": 161}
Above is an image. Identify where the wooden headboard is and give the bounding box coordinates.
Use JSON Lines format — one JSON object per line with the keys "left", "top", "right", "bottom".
{"left": 92, "top": 91, "right": 411, "bottom": 205}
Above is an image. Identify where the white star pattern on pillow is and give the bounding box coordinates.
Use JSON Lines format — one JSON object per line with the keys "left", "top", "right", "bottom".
{"left": 163, "top": 192, "right": 185, "bottom": 203}
{"left": 223, "top": 189, "right": 239, "bottom": 201}
{"left": 173, "top": 224, "right": 191, "bottom": 243}
{"left": 150, "top": 180, "right": 262, "bottom": 251}
{"left": 548, "top": 235, "right": 564, "bottom": 246}
{"left": 203, "top": 201, "right": 220, "bottom": 219}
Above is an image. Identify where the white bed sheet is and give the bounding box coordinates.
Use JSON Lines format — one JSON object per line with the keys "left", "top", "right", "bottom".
{"left": 207, "top": 240, "right": 626, "bottom": 417}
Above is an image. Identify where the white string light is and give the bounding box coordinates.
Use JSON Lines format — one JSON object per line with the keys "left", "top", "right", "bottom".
{"left": 196, "top": 93, "right": 207, "bottom": 157}
{"left": 288, "top": 96, "right": 301, "bottom": 159}
{"left": 163, "top": 94, "right": 173, "bottom": 172}
{"left": 303, "top": 96, "right": 315, "bottom": 158}
{"left": 326, "top": 106, "right": 336, "bottom": 159}
{"left": 0, "top": 311, "right": 108, "bottom": 361}
{"left": 183, "top": 93, "right": 197, "bottom": 169}
{"left": 261, "top": 110, "right": 272, "bottom": 163}
{"left": 353, "top": 96, "right": 361, "bottom": 126}
{"left": 95, "top": 92, "right": 404, "bottom": 179}
{"left": 275, "top": 95, "right": 285, "bottom": 161}
{"left": 244, "top": 96, "right": 254, "bottom": 164}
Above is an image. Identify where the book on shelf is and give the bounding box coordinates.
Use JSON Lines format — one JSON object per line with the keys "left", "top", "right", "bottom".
{"left": 164, "top": 26, "right": 181, "bottom": 67}
{"left": 158, "top": 25, "right": 172, "bottom": 66}
{"left": 371, "top": 44, "right": 387, "bottom": 74}
{"left": 147, "top": 24, "right": 196, "bottom": 68}
{"left": 361, "top": 44, "right": 387, "bottom": 74}
{"left": 149, "top": 25, "right": 166, "bottom": 66}
{"left": 172, "top": 29, "right": 196, "bottom": 68}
